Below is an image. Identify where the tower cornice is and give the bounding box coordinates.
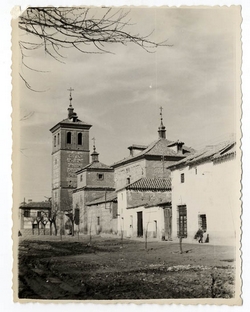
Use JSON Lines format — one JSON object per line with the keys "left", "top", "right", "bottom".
{"left": 50, "top": 121, "right": 92, "bottom": 133}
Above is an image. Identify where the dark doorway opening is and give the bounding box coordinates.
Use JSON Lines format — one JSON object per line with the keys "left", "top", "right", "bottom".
{"left": 137, "top": 211, "right": 143, "bottom": 237}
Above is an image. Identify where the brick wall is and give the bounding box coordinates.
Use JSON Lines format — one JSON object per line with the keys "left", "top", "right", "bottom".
{"left": 114, "top": 159, "right": 146, "bottom": 190}
{"left": 127, "top": 190, "right": 170, "bottom": 208}
{"left": 86, "top": 170, "right": 114, "bottom": 188}
{"left": 145, "top": 159, "right": 174, "bottom": 179}
{"left": 73, "top": 189, "right": 115, "bottom": 234}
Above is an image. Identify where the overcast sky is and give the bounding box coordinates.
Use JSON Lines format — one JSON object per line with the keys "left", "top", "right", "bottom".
{"left": 18, "top": 6, "right": 241, "bottom": 202}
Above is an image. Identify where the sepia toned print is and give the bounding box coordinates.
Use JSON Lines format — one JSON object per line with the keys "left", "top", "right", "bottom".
{"left": 12, "top": 6, "right": 242, "bottom": 304}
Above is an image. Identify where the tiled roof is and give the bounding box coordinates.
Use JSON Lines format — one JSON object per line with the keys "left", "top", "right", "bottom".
{"left": 77, "top": 161, "right": 113, "bottom": 173}
{"left": 19, "top": 201, "right": 51, "bottom": 209}
{"left": 59, "top": 118, "right": 90, "bottom": 125}
{"left": 168, "top": 140, "right": 236, "bottom": 169}
{"left": 86, "top": 192, "right": 117, "bottom": 206}
{"left": 50, "top": 118, "right": 92, "bottom": 132}
{"left": 113, "top": 138, "right": 194, "bottom": 167}
{"left": 126, "top": 177, "right": 171, "bottom": 191}
{"left": 213, "top": 143, "right": 236, "bottom": 161}
{"left": 145, "top": 199, "right": 172, "bottom": 208}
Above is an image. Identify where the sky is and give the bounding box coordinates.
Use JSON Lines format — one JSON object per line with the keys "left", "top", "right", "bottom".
{"left": 17, "top": 6, "right": 241, "bottom": 202}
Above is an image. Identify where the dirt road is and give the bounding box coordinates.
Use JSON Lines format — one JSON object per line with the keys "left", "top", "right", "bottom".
{"left": 18, "top": 236, "right": 235, "bottom": 300}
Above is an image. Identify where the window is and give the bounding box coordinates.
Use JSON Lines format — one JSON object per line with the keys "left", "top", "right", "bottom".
{"left": 37, "top": 211, "right": 42, "bottom": 218}
{"left": 24, "top": 210, "right": 30, "bottom": 218}
{"left": 177, "top": 205, "right": 187, "bottom": 238}
{"left": 54, "top": 135, "right": 56, "bottom": 147}
{"left": 195, "top": 167, "right": 198, "bottom": 175}
{"left": 198, "top": 214, "right": 207, "bottom": 232}
{"left": 78, "top": 133, "right": 82, "bottom": 145}
{"left": 127, "top": 177, "right": 131, "bottom": 185}
{"left": 67, "top": 132, "right": 71, "bottom": 144}
{"left": 112, "top": 202, "right": 118, "bottom": 219}
{"left": 97, "top": 216, "right": 100, "bottom": 226}
{"left": 97, "top": 173, "right": 104, "bottom": 180}
{"left": 181, "top": 173, "right": 185, "bottom": 183}
{"left": 57, "top": 133, "right": 60, "bottom": 145}
{"left": 80, "top": 175, "right": 83, "bottom": 182}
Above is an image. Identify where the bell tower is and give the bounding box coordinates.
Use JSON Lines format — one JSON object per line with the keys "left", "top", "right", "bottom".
{"left": 50, "top": 88, "right": 92, "bottom": 233}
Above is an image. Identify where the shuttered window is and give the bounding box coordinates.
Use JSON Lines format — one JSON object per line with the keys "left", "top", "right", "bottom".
{"left": 181, "top": 173, "right": 185, "bottom": 183}
{"left": 24, "top": 210, "right": 30, "bottom": 218}
{"left": 198, "top": 214, "right": 207, "bottom": 232}
{"left": 177, "top": 205, "right": 187, "bottom": 238}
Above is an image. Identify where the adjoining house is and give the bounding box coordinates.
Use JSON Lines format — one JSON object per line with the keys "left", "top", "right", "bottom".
{"left": 19, "top": 200, "right": 51, "bottom": 235}
{"left": 168, "top": 140, "right": 240, "bottom": 245}
{"left": 85, "top": 192, "right": 118, "bottom": 235}
{"left": 117, "top": 177, "right": 172, "bottom": 240}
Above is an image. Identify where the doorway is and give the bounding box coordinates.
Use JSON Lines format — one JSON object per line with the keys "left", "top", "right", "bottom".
{"left": 164, "top": 207, "right": 172, "bottom": 240}
{"left": 137, "top": 211, "right": 143, "bottom": 237}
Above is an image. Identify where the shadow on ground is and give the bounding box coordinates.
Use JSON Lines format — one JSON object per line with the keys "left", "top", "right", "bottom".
{"left": 18, "top": 236, "right": 235, "bottom": 300}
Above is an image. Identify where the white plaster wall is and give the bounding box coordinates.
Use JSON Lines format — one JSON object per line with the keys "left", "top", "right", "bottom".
{"left": 171, "top": 157, "right": 239, "bottom": 245}
{"left": 122, "top": 204, "right": 165, "bottom": 240}
{"left": 117, "top": 189, "right": 127, "bottom": 235}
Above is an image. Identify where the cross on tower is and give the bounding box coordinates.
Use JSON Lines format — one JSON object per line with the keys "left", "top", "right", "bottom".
{"left": 67, "top": 87, "right": 74, "bottom": 107}
{"left": 160, "top": 106, "right": 163, "bottom": 124}
{"left": 92, "top": 137, "right": 96, "bottom": 151}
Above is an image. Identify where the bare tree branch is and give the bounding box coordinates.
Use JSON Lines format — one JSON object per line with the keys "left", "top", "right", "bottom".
{"left": 19, "top": 7, "right": 170, "bottom": 66}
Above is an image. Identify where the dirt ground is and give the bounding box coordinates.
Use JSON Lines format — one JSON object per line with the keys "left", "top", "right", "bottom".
{"left": 18, "top": 235, "right": 236, "bottom": 300}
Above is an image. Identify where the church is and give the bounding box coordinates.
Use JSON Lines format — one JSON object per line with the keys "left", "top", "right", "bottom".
{"left": 49, "top": 92, "right": 194, "bottom": 236}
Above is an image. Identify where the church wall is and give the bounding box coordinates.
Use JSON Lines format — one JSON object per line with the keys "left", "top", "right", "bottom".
{"left": 72, "top": 190, "right": 86, "bottom": 233}
{"left": 86, "top": 202, "right": 118, "bottom": 235}
{"left": 60, "top": 128, "right": 90, "bottom": 151}
{"left": 86, "top": 170, "right": 114, "bottom": 188}
{"left": 145, "top": 159, "right": 174, "bottom": 179}
{"left": 52, "top": 152, "right": 61, "bottom": 189}
{"left": 77, "top": 171, "right": 87, "bottom": 188}
{"left": 60, "top": 150, "right": 89, "bottom": 188}
{"left": 114, "top": 159, "right": 146, "bottom": 190}
{"left": 73, "top": 189, "right": 113, "bottom": 233}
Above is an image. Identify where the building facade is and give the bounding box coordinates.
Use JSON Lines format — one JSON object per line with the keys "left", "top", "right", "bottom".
{"left": 19, "top": 200, "right": 51, "bottom": 235}
{"left": 168, "top": 140, "right": 240, "bottom": 245}
{"left": 117, "top": 177, "right": 172, "bottom": 240}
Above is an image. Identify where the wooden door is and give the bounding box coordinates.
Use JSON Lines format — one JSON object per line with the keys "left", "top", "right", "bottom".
{"left": 137, "top": 211, "right": 143, "bottom": 237}
{"left": 164, "top": 207, "right": 172, "bottom": 240}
